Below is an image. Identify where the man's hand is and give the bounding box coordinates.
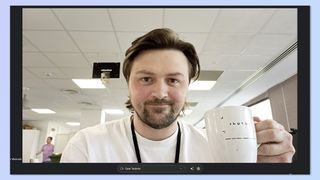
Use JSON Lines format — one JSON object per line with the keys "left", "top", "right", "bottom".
{"left": 254, "top": 117, "right": 295, "bottom": 163}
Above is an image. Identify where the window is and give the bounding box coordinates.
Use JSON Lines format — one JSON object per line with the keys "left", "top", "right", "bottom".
{"left": 249, "top": 99, "right": 273, "bottom": 120}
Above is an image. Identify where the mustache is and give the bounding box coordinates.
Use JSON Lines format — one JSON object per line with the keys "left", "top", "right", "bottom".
{"left": 144, "top": 98, "right": 174, "bottom": 105}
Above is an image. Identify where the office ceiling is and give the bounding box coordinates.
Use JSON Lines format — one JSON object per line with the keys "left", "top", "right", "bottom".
{"left": 22, "top": 8, "right": 297, "bottom": 126}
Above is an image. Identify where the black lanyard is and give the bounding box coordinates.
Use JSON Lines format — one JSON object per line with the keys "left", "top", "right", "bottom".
{"left": 130, "top": 118, "right": 181, "bottom": 163}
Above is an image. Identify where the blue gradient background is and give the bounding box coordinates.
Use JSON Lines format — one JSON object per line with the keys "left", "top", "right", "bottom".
{"left": 1, "top": 0, "right": 318, "bottom": 179}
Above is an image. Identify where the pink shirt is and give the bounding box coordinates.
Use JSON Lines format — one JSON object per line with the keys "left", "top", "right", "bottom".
{"left": 42, "top": 144, "right": 54, "bottom": 162}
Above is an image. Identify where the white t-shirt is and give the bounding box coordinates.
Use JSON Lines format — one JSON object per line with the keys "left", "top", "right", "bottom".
{"left": 60, "top": 117, "right": 214, "bottom": 163}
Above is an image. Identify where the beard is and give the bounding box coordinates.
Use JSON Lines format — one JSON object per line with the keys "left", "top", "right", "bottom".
{"left": 134, "top": 98, "right": 182, "bottom": 129}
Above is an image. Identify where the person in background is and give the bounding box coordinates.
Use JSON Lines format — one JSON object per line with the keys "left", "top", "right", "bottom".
{"left": 60, "top": 28, "right": 295, "bottom": 163}
{"left": 37, "top": 136, "right": 54, "bottom": 163}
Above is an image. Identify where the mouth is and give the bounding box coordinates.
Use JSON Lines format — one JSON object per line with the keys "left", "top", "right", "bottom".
{"left": 146, "top": 104, "right": 170, "bottom": 108}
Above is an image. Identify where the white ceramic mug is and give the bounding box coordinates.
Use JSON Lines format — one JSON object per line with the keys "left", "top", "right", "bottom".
{"left": 204, "top": 106, "right": 257, "bottom": 162}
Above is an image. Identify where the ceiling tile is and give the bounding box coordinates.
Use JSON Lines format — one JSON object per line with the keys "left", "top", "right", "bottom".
{"left": 199, "top": 53, "right": 272, "bottom": 71}
{"left": 65, "top": 93, "right": 95, "bottom": 105}
{"left": 202, "top": 81, "right": 243, "bottom": 102}
{"left": 43, "top": 79, "right": 80, "bottom": 89}
{"left": 60, "top": 68, "right": 92, "bottom": 79}
{"left": 70, "top": 31, "right": 119, "bottom": 53}
{"left": 23, "top": 111, "right": 41, "bottom": 121}
{"left": 23, "top": 37, "right": 39, "bottom": 52}
{"left": 261, "top": 9, "right": 297, "bottom": 34}
{"left": 23, "top": 8, "right": 64, "bottom": 30}
{"left": 104, "top": 79, "right": 127, "bottom": 89}
{"left": 46, "top": 53, "right": 90, "bottom": 68}
{"left": 164, "top": 8, "right": 218, "bottom": 32}
{"left": 116, "top": 32, "right": 145, "bottom": 52}
{"left": 178, "top": 32, "right": 208, "bottom": 53}
{"left": 203, "top": 33, "right": 254, "bottom": 54}
{"left": 23, "top": 68, "right": 38, "bottom": 79}
{"left": 23, "top": 31, "right": 79, "bottom": 52}
{"left": 80, "top": 89, "right": 111, "bottom": 96}
{"left": 217, "top": 70, "right": 255, "bottom": 83}
{"left": 23, "top": 52, "right": 55, "bottom": 67}
{"left": 23, "top": 78, "right": 52, "bottom": 89}
{"left": 89, "top": 89, "right": 129, "bottom": 106}
{"left": 198, "top": 53, "right": 218, "bottom": 71}
{"left": 51, "top": 100, "right": 81, "bottom": 111}
{"left": 198, "top": 52, "right": 237, "bottom": 71}
{"left": 27, "top": 88, "right": 65, "bottom": 100}
{"left": 53, "top": 8, "right": 114, "bottom": 31}
{"left": 26, "top": 67, "right": 67, "bottom": 79}
{"left": 85, "top": 53, "right": 124, "bottom": 65}
{"left": 109, "top": 8, "right": 162, "bottom": 31}
{"left": 26, "top": 88, "right": 72, "bottom": 109}
{"left": 243, "top": 34, "right": 296, "bottom": 55}
{"left": 212, "top": 54, "right": 272, "bottom": 70}
{"left": 212, "top": 8, "right": 275, "bottom": 33}
{"left": 50, "top": 109, "right": 81, "bottom": 119}
{"left": 211, "top": 81, "right": 242, "bottom": 94}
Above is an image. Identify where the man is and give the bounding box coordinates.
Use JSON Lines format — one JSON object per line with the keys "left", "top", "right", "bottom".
{"left": 37, "top": 136, "right": 55, "bottom": 163}
{"left": 60, "top": 28, "right": 295, "bottom": 163}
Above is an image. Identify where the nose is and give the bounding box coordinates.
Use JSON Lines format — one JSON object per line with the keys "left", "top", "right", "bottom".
{"left": 151, "top": 80, "right": 169, "bottom": 99}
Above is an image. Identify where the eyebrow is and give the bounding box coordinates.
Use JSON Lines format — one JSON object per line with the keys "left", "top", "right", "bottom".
{"left": 135, "top": 70, "right": 155, "bottom": 75}
{"left": 135, "top": 70, "right": 185, "bottom": 77}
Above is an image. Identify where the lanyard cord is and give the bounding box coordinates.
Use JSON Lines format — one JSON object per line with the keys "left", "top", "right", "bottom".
{"left": 130, "top": 118, "right": 181, "bottom": 163}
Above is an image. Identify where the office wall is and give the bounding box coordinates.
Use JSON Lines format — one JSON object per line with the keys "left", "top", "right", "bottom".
{"left": 22, "top": 129, "right": 40, "bottom": 163}
{"left": 244, "top": 74, "right": 297, "bottom": 131}
{"left": 269, "top": 74, "right": 297, "bottom": 130}
{"left": 23, "top": 120, "right": 49, "bottom": 155}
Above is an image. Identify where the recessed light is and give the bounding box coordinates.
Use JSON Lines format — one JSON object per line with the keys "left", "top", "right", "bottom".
{"left": 188, "top": 80, "right": 216, "bottom": 90}
{"left": 72, "top": 79, "right": 106, "bottom": 89}
{"left": 31, "top": 109, "right": 56, "bottom": 114}
{"left": 66, "top": 122, "right": 80, "bottom": 126}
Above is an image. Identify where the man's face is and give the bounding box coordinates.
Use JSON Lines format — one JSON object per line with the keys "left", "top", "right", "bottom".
{"left": 46, "top": 138, "right": 52, "bottom": 144}
{"left": 128, "top": 49, "right": 189, "bottom": 129}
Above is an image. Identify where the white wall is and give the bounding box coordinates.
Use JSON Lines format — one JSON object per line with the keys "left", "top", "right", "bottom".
{"left": 22, "top": 129, "right": 40, "bottom": 163}
{"left": 46, "top": 121, "right": 79, "bottom": 153}
{"left": 80, "top": 109, "right": 102, "bottom": 129}
{"left": 23, "top": 120, "right": 49, "bottom": 154}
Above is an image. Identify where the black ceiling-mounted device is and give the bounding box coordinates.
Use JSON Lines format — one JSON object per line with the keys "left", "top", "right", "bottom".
{"left": 92, "top": 62, "right": 120, "bottom": 79}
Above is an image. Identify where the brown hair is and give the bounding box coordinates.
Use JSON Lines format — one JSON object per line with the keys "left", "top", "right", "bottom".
{"left": 123, "top": 28, "right": 200, "bottom": 112}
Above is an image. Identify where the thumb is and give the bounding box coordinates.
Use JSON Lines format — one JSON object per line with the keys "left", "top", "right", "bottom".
{"left": 253, "top": 116, "right": 261, "bottom": 124}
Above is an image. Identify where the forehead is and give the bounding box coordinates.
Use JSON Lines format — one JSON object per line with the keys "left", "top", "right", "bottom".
{"left": 131, "top": 49, "right": 189, "bottom": 75}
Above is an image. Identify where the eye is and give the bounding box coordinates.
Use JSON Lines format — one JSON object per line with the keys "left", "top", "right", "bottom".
{"left": 168, "top": 78, "right": 180, "bottom": 86}
{"left": 140, "top": 77, "right": 153, "bottom": 84}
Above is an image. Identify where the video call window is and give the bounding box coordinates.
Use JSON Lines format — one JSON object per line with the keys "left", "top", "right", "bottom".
{"left": 11, "top": 6, "right": 309, "bottom": 174}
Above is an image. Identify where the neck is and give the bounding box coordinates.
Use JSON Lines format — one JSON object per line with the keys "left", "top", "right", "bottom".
{"left": 132, "top": 113, "right": 178, "bottom": 141}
